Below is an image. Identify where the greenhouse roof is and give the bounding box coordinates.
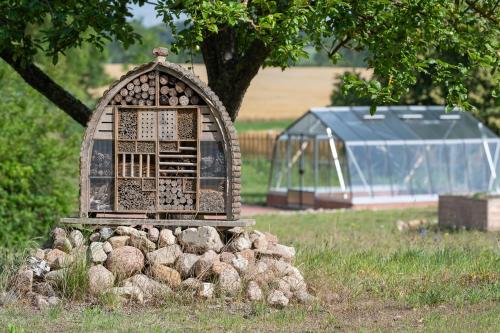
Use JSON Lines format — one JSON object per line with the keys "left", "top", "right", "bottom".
{"left": 286, "top": 106, "right": 498, "bottom": 143}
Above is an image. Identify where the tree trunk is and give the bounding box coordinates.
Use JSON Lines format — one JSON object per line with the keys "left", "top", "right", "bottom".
{"left": 0, "top": 49, "right": 91, "bottom": 126}
{"left": 201, "top": 29, "right": 270, "bottom": 121}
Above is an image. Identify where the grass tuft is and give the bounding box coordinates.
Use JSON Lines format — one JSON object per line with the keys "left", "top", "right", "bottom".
{"left": 54, "top": 254, "right": 89, "bottom": 301}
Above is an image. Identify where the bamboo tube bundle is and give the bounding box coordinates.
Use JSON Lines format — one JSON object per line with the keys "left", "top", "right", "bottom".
{"left": 137, "top": 141, "right": 155, "bottom": 153}
{"left": 117, "top": 141, "right": 135, "bottom": 153}
{"left": 177, "top": 109, "right": 197, "bottom": 139}
{"left": 159, "top": 141, "right": 177, "bottom": 152}
{"left": 199, "top": 190, "right": 225, "bottom": 212}
{"left": 118, "top": 111, "right": 137, "bottom": 139}
{"left": 117, "top": 179, "right": 155, "bottom": 210}
{"left": 142, "top": 179, "right": 156, "bottom": 191}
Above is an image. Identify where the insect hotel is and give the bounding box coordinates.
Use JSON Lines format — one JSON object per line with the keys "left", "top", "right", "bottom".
{"left": 62, "top": 48, "right": 252, "bottom": 227}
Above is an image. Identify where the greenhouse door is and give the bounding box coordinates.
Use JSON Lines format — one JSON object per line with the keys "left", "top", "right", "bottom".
{"left": 114, "top": 107, "right": 200, "bottom": 214}
{"left": 287, "top": 134, "right": 315, "bottom": 208}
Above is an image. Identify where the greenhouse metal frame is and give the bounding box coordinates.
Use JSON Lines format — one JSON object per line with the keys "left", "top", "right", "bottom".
{"left": 267, "top": 106, "right": 500, "bottom": 208}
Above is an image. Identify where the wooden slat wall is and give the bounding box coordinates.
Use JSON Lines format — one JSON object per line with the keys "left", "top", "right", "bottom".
{"left": 94, "top": 106, "right": 114, "bottom": 139}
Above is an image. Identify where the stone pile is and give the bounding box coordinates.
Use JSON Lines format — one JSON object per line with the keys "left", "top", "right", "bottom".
{"left": 5, "top": 225, "right": 313, "bottom": 308}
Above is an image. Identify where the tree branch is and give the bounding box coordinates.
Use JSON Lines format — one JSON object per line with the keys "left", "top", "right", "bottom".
{"left": 465, "top": 0, "right": 498, "bottom": 24}
{"left": 1, "top": 49, "right": 91, "bottom": 126}
{"left": 328, "top": 36, "right": 351, "bottom": 57}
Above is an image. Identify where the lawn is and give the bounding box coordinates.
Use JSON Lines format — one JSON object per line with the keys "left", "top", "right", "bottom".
{"left": 235, "top": 119, "right": 293, "bottom": 132}
{"left": 1, "top": 208, "right": 499, "bottom": 332}
{"left": 241, "top": 159, "right": 271, "bottom": 205}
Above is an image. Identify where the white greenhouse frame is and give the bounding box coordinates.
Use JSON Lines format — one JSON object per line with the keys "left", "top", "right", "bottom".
{"left": 268, "top": 106, "right": 500, "bottom": 208}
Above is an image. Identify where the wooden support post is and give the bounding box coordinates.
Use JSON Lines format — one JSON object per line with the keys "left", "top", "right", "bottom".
{"left": 122, "top": 154, "right": 126, "bottom": 177}
{"left": 139, "top": 154, "right": 143, "bottom": 177}
{"left": 147, "top": 154, "right": 150, "bottom": 177}
{"left": 131, "top": 154, "right": 134, "bottom": 177}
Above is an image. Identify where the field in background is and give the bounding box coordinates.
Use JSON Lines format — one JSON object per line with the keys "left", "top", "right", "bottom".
{"left": 2, "top": 208, "right": 499, "bottom": 332}
{"left": 101, "top": 64, "right": 371, "bottom": 121}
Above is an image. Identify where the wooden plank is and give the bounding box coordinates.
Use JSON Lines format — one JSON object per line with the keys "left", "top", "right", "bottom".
{"left": 60, "top": 217, "right": 255, "bottom": 227}
{"left": 94, "top": 130, "right": 113, "bottom": 140}
{"left": 202, "top": 123, "right": 218, "bottom": 132}
{"left": 201, "top": 113, "right": 214, "bottom": 123}
{"left": 100, "top": 113, "right": 113, "bottom": 123}
{"left": 201, "top": 131, "right": 222, "bottom": 141}
{"left": 96, "top": 122, "right": 113, "bottom": 131}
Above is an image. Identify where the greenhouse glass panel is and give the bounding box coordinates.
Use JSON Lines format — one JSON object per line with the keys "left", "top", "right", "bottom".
{"left": 465, "top": 143, "right": 489, "bottom": 193}
{"left": 313, "top": 111, "right": 363, "bottom": 141}
{"left": 316, "top": 139, "right": 347, "bottom": 193}
{"left": 386, "top": 145, "right": 412, "bottom": 195}
{"left": 365, "top": 144, "right": 393, "bottom": 196}
{"left": 269, "top": 138, "right": 288, "bottom": 191}
{"left": 286, "top": 113, "right": 327, "bottom": 135}
{"left": 426, "top": 144, "right": 451, "bottom": 194}
{"left": 346, "top": 145, "right": 372, "bottom": 197}
{"left": 405, "top": 144, "right": 432, "bottom": 195}
{"left": 351, "top": 110, "right": 417, "bottom": 140}
{"left": 448, "top": 143, "right": 469, "bottom": 193}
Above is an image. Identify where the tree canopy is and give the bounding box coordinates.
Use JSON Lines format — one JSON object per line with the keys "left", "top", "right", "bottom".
{"left": 1, "top": 0, "right": 498, "bottom": 123}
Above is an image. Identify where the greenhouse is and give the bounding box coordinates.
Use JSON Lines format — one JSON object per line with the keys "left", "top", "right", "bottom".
{"left": 267, "top": 106, "right": 500, "bottom": 209}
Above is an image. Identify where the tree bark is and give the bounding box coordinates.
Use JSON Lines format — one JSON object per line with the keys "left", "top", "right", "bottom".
{"left": 1, "top": 49, "right": 91, "bottom": 126}
{"left": 200, "top": 29, "right": 270, "bottom": 121}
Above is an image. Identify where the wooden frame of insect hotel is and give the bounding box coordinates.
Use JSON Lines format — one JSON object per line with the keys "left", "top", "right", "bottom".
{"left": 62, "top": 48, "right": 253, "bottom": 227}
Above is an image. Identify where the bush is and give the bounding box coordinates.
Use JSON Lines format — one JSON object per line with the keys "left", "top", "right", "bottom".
{"left": 0, "top": 63, "right": 82, "bottom": 247}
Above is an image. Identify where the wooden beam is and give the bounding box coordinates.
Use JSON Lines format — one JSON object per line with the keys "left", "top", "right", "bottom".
{"left": 60, "top": 217, "right": 255, "bottom": 228}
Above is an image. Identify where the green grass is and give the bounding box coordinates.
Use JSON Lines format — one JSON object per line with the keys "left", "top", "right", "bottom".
{"left": 1, "top": 208, "right": 499, "bottom": 332}
{"left": 234, "top": 119, "right": 293, "bottom": 132}
{"left": 241, "top": 159, "right": 271, "bottom": 205}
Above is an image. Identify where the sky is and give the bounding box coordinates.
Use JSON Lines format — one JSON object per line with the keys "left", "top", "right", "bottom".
{"left": 130, "top": 3, "right": 163, "bottom": 27}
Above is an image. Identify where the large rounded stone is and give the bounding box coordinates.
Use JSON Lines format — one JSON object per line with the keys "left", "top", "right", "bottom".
{"left": 88, "top": 242, "right": 107, "bottom": 264}
{"left": 246, "top": 281, "right": 263, "bottom": 301}
{"left": 53, "top": 238, "right": 73, "bottom": 253}
{"left": 178, "top": 226, "right": 223, "bottom": 253}
{"left": 69, "top": 230, "right": 84, "bottom": 248}
{"left": 158, "top": 229, "right": 176, "bottom": 247}
{"left": 175, "top": 253, "right": 200, "bottom": 278}
{"left": 105, "top": 246, "right": 144, "bottom": 278}
{"left": 88, "top": 265, "right": 115, "bottom": 295}
{"left": 149, "top": 264, "right": 181, "bottom": 288}
{"left": 216, "top": 264, "right": 241, "bottom": 296}
{"left": 146, "top": 244, "right": 182, "bottom": 265}
{"left": 122, "top": 274, "right": 171, "bottom": 299}
{"left": 193, "top": 250, "right": 219, "bottom": 278}
{"left": 148, "top": 227, "right": 160, "bottom": 242}
{"left": 45, "top": 249, "right": 67, "bottom": 268}
{"left": 267, "top": 290, "right": 289, "bottom": 308}
{"left": 228, "top": 234, "right": 252, "bottom": 252}
{"left": 108, "top": 236, "right": 130, "bottom": 249}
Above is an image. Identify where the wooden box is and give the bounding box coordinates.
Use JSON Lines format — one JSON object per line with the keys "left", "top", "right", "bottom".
{"left": 438, "top": 195, "right": 500, "bottom": 231}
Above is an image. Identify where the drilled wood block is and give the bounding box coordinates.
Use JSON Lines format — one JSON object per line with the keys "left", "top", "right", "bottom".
{"left": 159, "top": 110, "right": 177, "bottom": 140}
{"left": 138, "top": 111, "right": 156, "bottom": 140}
